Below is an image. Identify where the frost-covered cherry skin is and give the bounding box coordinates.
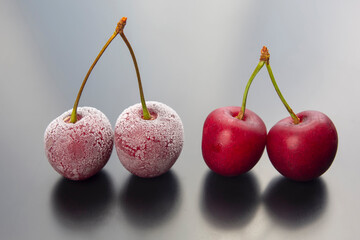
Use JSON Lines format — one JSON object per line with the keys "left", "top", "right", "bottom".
{"left": 266, "top": 110, "right": 338, "bottom": 181}
{"left": 114, "top": 18, "right": 183, "bottom": 177}
{"left": 44, "top": 19, "right": 125, "bottom": 180}
{"left": 45, "top": 107, "right": 114, "bottom": 180}
{"left": 115, "top": 101, "right": 184, "bottom": 178}
{"left": 202, "top": 107, "right": 267, "bottom": 176}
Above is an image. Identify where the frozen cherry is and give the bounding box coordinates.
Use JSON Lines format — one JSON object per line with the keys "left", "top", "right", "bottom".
{"left": 115, "top": 101, "right": 184, "bottom": 178}
{"left": 45, "top": 107, "right": 113, "bottom": 180}
{"left": 114, "top": 18, "right": 184, "bottom": 178}
{"left": 44, "top": 19, "right": 126, "bottom": 180}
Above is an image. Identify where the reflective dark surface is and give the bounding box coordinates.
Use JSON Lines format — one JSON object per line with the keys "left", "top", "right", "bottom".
{"left": 1, "top": 0, "right": 359, "bottom": 239}
{"left": 51, "top": 171, "right": 115, "bottom": 231}
{"left": 263, "top": 177, "right": 328, "bottom": 229}
{"left": 119, "top": 171, "right": 181, "bottom": 228}
{"left": 201, "top": 172, "right": 260, "bottom": 229}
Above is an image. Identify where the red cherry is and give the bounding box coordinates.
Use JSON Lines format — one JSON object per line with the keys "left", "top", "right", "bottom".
{"left": 266, "top": 110, "right": 338, "bottom": 181}
{"left": 115, "top": 101, "right": 184, "bottom": 178}
{"left": 202, "top": 107, "right": 266, "bottom": 176}
{"left": 45, "top": 107, "right": 113, "bottom": 180}
{"left": 201, "top": 47, "right": 269, "bottom": 176}
{"left": 263, "top": 46, "right": 338, "bottom": 181}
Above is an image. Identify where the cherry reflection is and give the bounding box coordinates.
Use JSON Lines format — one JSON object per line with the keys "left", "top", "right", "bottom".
{"left": 263, "top": 176, "right": 328, "bottom": 229}
{"left": 201, "top": 171, "right": 260, "bottom": 229}
{"left": 119, "top": 170, "right": 181, "bottom": 229}
{"left": 51, "top": 171, "right": 115, "bottom": 231}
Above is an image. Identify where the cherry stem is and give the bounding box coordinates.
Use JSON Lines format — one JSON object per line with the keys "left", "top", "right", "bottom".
{"left": 236, "top": 49, "right": 266, "bottom": 120}
{"left": 263, "top": 47, "right": 300, "bottom": 124}
{"left": 119, "top": 18, "right": 152, "bottom": 120}
{"left": 69, "top": 19, "right": 125, "bottom": 123}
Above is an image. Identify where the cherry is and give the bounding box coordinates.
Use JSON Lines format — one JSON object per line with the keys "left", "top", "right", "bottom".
{"left": 114, "top": 18, "right": 184, "bottom": 178}
{"left": 45, "top": 107, "right": 113, "bottom": 180}
{"left": 264, "top": 46, "right": 338, "bottom": 181}
{"left": 201, "top": 48, "right": 268, "bottom": 176}
{"left": 44, "top": 19, "right": 126, "bottom": 180}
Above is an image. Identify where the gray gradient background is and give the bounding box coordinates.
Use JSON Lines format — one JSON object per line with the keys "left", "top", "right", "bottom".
{"left": 1, "top": 0, "right": 359, "bottom": 239}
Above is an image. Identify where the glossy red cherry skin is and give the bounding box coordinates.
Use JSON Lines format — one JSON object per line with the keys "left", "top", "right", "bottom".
{"left": 202, "top": 106, "right": 267, "bottom": 176}
{"left": 266, "top": 110, "right": 338, "bottom": 181}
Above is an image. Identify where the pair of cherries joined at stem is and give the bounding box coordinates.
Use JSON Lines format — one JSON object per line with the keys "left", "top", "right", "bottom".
{"left": 44, "top": 18, "right": 184, "bottom": 181}
{"left": 202, "top": 47, "right": 338, "bottom": 182}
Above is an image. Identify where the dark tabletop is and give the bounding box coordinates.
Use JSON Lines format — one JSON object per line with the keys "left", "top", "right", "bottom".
{"left": 1, "top": 0, "right": 359, "bottom": 239}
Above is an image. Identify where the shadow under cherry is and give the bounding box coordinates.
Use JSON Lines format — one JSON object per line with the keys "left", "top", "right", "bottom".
{"left": 50, "top": 170, "right": 115, "bottom": 231}
{"left": 263, "top": 176, "right": 328, "bottom": 229}
{"left": 118, "top": 170, "right": 181, "bottom": 229}
{"left": 200, "top": 171, "right": 261, "bottom": 229}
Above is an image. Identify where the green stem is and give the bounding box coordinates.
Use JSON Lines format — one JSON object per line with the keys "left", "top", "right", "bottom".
{"left": 119, "top": 18, "right": 152, "bottom": 120}
{"left": 265, "top": 59, "right": 300, "bottom": 124}
{"left": 236, "top": 61, "right": 265, "bottom": 120}
{"left": 70, "top": 21, "right": 122, "bottom": 123}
